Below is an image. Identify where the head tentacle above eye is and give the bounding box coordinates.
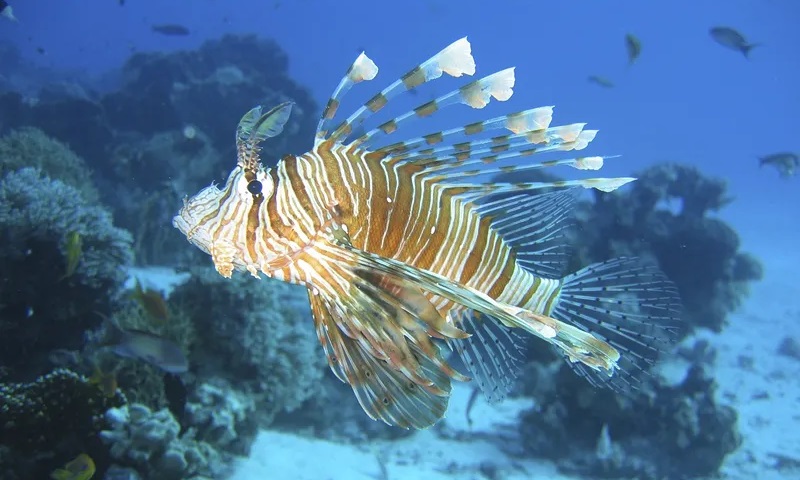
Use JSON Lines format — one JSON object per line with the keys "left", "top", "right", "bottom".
{"left": 236, "top": 101, "right": 295, "bottom": 175}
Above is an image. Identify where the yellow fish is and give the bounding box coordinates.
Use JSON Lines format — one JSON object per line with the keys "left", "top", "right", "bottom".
{"left": 173, "top": 38, "right": 682, "bottom": 429}
{"left": 129, "top": 278, "right": 170, "bottom": 323}
{"left": 61, "top": 231, "right": 83, "bottom": 279}
{"left": 88, "top": 364, "right": 118, "bottom": 398}
{"left": 50, "top": 453, "right": 95, "bottom": 480}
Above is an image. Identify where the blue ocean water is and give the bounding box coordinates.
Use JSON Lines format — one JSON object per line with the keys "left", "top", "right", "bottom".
{"left": 1, "top": 1, "right": 798, "bottom": 479}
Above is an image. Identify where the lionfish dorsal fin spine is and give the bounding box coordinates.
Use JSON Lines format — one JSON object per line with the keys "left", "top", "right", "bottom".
{"left": 315, "top": 51, "right": 380, "bottom": 143}
{"left": 347, "top": 67, "right": 517, "bottom": 150}
{"left": 321, "top": 37, "right": 476, "bottom": 145}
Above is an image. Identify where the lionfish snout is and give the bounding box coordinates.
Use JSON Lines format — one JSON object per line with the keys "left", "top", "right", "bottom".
{"left": 171, "top": 185, "right": 225, "bottom": 255}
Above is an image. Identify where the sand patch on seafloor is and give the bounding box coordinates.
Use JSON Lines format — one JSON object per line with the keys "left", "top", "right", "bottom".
{"left": 230, "top": 383, "right": 579, "bottom": 480}
{"left": 701, "top": 242, "right": 800, "bottom": 480}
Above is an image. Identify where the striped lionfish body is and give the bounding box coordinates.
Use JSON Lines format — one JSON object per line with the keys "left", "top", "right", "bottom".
{"left": 173, "top": 38, "right": 682, "bottom": 429}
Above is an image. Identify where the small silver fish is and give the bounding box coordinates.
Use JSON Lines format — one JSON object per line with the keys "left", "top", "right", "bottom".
{"left": 625, "top": 33, "right": 641, "bottom": 66}
{"left": 102, "top": 319, "right": 188, "bottom": 373}
{"left": 759, "top": 152, "right": 798, "bottom": 178}
{"left": 710, "top": 27, "right": 760, "bottom": 58}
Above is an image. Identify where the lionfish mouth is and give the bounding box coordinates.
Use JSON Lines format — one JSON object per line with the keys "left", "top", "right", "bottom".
{"left": 171, "top": 203, "right": 211, "bottom": 255}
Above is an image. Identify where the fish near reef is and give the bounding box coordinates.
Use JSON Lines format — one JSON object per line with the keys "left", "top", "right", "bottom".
{"left": 61, "top": 230, "right": 83, "bottom": 280}
{"left": 173, "top": 37, "right": 682, "bottom": 429}
{"left": 101, "top": 319, "right": 189, "bottom": 374}
{"left": 129, "top": 278, "right": 170, "bottom": 322}
{"left": 50, "top": 453, "right": 95, "bottom": 480}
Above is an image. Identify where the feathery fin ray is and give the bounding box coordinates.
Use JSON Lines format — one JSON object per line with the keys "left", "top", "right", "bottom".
{"left": 236, "top": 102, "right": 294, "bottom": 169}
{"left": 449, "top": 309, "right": 528, "bottom": 403}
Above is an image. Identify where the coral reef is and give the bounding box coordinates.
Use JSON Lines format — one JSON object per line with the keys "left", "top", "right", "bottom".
{"left": 0, "top": 127, "right": 99, "bottom": 201}
{"left": 102, "top": 296, "right": 197, "bottom": 409}
{"left": 184, "top": 381, "right": 257, "bottom": 455}
{"left": 519, "top": 354, "right": 741, "bottom": 479}
{"left": 574, "top": 163, "right": 763, "bottom": 333}
{"left": 101, "top": 403, "right": 227, "bottom": 480}
{"left": 0, "top": 368, "right": 125, "bottom": 479}
{"left": 169, "top": 267, "right": 325, "bottom": 427}
{"left": 102, "top": 34, "right": 316, "bottom": 154}
{"left": 0, "top": 167, "right": 134, "bottom": 380}
{"left": 0, "top": 35, "right": 318, "bottom": 266}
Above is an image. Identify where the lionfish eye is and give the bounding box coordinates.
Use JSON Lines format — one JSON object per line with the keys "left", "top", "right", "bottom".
{"left": 247, "top": 180, "right": 263, "bottom": 195}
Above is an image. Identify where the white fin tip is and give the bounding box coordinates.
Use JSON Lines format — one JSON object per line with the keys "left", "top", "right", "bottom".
{"left": 349, "top": 53, "right": 379, "bottom": 83}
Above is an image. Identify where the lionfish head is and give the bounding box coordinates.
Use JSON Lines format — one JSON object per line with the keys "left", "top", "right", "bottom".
{"left": 172, "top": 161, "right": 276, "bottom": 256}
{"left": 172, "top": 103, "right": 292, "bottom": 258}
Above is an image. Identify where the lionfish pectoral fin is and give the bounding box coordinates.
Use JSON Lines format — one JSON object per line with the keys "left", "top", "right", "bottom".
{"left": 448, "top": 309, "right": 529, "bottom": 404}
{"left": 552, "top": 257, "right": 683, "bottom": 393}
{"left": 308, "top": 291, "right": 452, "bottom": 429}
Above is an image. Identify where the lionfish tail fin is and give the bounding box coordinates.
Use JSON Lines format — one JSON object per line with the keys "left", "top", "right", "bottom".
{"left": 552, "top": 257, "right": 684, "bottom": 393}
{"left": 320, "top": 37, "right": 477, "bottom": 145}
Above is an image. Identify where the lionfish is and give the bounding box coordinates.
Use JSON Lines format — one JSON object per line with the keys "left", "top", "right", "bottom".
{"left": 173, "top": 38, "right": 682, "bottom": 429}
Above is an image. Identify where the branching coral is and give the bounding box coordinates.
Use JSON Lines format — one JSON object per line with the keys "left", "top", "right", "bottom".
{"left": 101, "top": 403, "right": 228, "bottom": 480}
{"left": 519, "top": 361, "right": 741, "bottom": 479}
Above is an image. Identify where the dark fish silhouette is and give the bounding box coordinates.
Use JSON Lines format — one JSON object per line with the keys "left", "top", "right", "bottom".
{"left": 710, "top": 27, "right": 760, "bottom": 58}
{"left": 625, "top": 33, "right": 641, "bottom": 66}
{"left": 151, "top": 24, "right": 190, "bottom": 36}
{"left": 588, "top": 75, "right": 614, "bottom": 88}
{"left": 759, "top": 152, "right": 798, "bottom": 178}
{"left": 163, "top": 373, "right": 188, "bottom": 431}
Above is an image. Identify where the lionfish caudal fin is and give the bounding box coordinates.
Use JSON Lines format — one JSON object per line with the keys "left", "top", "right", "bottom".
{"left": 449, "top": 256, "right": 682, "bottom": 403}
